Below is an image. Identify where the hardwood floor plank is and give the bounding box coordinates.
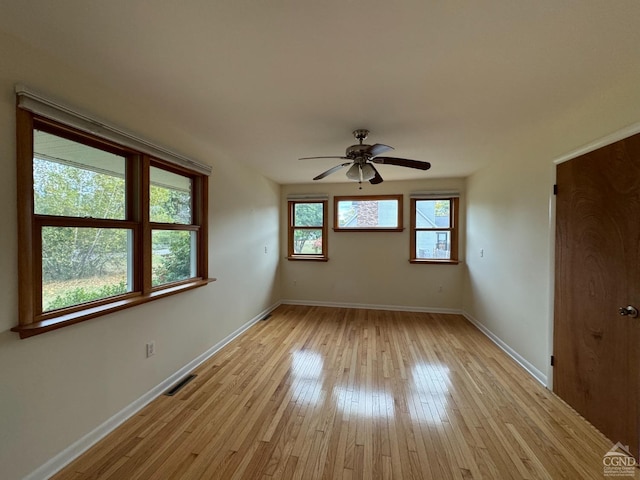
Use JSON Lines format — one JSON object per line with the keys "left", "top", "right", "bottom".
{"left": 51, "top": 305, "right": 616, "bottom": 479}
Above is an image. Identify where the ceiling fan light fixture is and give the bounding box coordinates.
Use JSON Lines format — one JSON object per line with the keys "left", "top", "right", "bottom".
{"left": 346, "top": 163, "right": 361, "bottom": 181}
{"left": 360, "top": 163, "right": 376, "bottom": 181}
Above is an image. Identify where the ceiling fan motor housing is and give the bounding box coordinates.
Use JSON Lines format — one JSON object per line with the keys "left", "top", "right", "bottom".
{"left": 346, "top": 144, "right": 372, "bottom": 160}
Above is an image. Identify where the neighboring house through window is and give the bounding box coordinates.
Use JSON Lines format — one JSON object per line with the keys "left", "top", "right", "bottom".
{"left": 334, "top": 194, "right": 403, "bottom": 232}
{"left": 410, "top": 194, "right": 459, "bottom": 264}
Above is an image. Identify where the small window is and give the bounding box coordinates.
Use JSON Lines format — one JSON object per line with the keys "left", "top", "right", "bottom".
{"left": 334, "top": 195, "right": 403, "bottom": 231}
{"left": 287, "top": 200, "right": 328, "bottom": 261}
{"left": 410, "top": 197, "right": 459, "bottom": 263}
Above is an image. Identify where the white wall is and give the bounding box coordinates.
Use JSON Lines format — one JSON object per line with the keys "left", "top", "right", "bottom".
{"left": 463, "top": 71, "right": 640, "bottom": 384}
{"left": 0, "top": 32, "right": 281, "bottom": 480}
{"left": 281, "top": 178, "right": 465, "bottom": 311}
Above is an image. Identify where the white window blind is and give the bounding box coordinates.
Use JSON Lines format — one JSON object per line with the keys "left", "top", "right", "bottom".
{"left": 286, "top": 194, "right": 329, "bottom": 201}
{"left": 410, "top": 191, "right": 460, "bottom": 199}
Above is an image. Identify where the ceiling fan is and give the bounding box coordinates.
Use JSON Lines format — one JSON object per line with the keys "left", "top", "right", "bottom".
{"left": 299, "top": 129, "right": 431, "bottom": 185}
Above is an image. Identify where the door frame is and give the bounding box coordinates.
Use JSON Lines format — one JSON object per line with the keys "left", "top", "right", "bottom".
{"left": 548, "top": 121, "right": 640, "bottom": 390}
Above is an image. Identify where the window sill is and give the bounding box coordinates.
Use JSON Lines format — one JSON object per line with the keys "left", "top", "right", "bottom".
{"left": 12, "top": 278, "right": 216, "bottom": 339}
{"left": 409, "top": 259, "right": 459, "bottom": 265}
{"left": 287, "top": 255, "right": 328, "bottom": 262}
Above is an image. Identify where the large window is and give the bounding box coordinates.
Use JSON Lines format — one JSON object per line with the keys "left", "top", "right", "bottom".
{"left": 14, "top": 102, "right": 211, "bottom": 338}
{"left": 334, "top": 195, "right": 403, "bottom": 232}
{"left": 287, "top": 200, "right": 328, "bottom": 261}
{"left": 410, "top": 196, "right": 459, "bottom": 264}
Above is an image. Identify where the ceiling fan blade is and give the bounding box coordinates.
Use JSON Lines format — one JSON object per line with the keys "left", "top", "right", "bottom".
{"left": 299, "top": 156, "right": 348, "bottom": 161}
{"left": 368, "top": 164, "right": 384, "bottom": 184}
{"left": 371, "top": 157, "right": 431, "bottom": 170}
{"left": 313, "top": 162, "right": 352, "bottom": 180}
{"left": 365, "top": 143, "right": 394, "bottom": 158}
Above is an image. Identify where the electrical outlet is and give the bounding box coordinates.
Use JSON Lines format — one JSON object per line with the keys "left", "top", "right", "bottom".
{"left": 264, "top": 246, "right": 268, "bottom": 254}
{"left": 146, "top": 341, "right": 155, "bottom": 358}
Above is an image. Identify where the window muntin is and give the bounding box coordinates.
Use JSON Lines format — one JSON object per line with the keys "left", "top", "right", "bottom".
{"left": 287, "top": 200, "right": 328, "bottom": 260}
{"left": 15, "top": 111, "right": 210, "bottom": 338}
{"left": 410, "top": 197, "right": 459, "bottom": 263}
{"left": 334, "top": 195, "right": 403, "bottom": 231}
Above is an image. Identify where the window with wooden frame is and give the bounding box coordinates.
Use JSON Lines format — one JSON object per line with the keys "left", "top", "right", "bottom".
{"left": 334, "top": 194, "right": 403, "bottom": 232}
{"left": 410, "top": 195, "right": 459, "bottom": 264}
{"left": 287, "top": 199, "right": 328, "bottom": 261}
{"left": 13, "top": 87, "right": 213, "bottom": 338}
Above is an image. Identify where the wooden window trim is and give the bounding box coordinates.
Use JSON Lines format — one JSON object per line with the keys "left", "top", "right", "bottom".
{"left": 12, "top": 279, "right": 215, "bottom": 339}
{"left": 333, "top": 194, "right": 404, "bottom": 232}
{"left": 287, "top": 200, "right": 328, "bottom": 261}
{"left": 13, "top": 108, "right": 214, "bottom": 339}
{"left": 409, "top": 197, "right": 459, "bottom": 265}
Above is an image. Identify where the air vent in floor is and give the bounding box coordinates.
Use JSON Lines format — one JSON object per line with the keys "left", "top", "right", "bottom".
{"left": 164, "top": 374, "right": 196, "bottom": 396}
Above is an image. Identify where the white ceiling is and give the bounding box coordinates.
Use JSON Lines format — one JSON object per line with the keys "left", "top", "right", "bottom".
{"left": 2, "top": 1, "right": 640, "bottom": 184}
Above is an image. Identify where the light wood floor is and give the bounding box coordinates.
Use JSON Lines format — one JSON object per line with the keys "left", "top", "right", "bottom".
{"left": 53, "top": 305, "right": 616, "bottom": 479}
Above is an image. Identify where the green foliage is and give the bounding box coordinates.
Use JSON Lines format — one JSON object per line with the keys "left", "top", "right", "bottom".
{"left": 294, "top": 203, "right": 323, "bottom": 226}
{"left": 152, "top": 232, "right": 192, "bottom": 286}
{"left": 46, "top": 281, "right": 128, "bottom": 311}
{"left": 150, "top": 185, "right": 191, "bottom": 223}
{"left": 293, "top": 228, "right": 322, "bottom": 254}
{"left": 434, "top": 200, "right": 450, "bottom": 217}
{"left": 42, "top": 227, "right": 128, "bottom": 282}
{"left": 293, "top": 203, "right": 323, "bottom": 253}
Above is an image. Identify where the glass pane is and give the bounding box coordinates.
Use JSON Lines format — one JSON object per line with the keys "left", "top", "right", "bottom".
{"left": 150, "top": 167, "right": 192, "bottom": 224}
{"left": 293, "top": 203, "right": 323, "bottom": 227}
{"left": 292, "top": 229, "right": 323, "bottom": 254}
{"left": 42, "top": 227, "right": 131, "bottom": 311}
{"left": 152, "top": 230, "right": 196, "bottom": 286}
{"left": 34, "top": 130, "right": 126, "bottom": 219}
{"left": 416, "top": 231, "right": 451, "bottom": 259}
{"left": 337, "top": 199, "right": 398, "bottom": 228}
{"left": 415, "top": 200, "right": 451, "bottom": 228}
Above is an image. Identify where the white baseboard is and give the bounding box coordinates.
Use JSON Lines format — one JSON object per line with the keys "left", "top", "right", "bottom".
{"left": 281, "top": 299, "right": 462, "bottom": 315}
{"left": 462, "top": 310, "right": 547, "bottom": 387}
{"left": 24, "top": 301, "right": 280, "bottom": 480}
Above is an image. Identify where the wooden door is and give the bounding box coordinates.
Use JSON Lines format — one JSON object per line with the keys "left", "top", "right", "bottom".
{"left": 554, "top": 132, "right": 640, "bottom": 458}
